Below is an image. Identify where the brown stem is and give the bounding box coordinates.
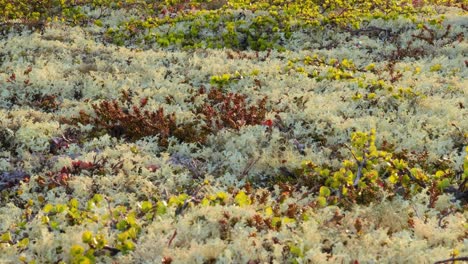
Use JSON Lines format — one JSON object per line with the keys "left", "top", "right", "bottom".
{"left": 103, "top": 245, "right": 120, "bottom": 256}
{"left": 434, "top": 257, "right": 468, "bottom": 264}
{"left": 168, "top": 230, "right": 177, "bottom": 247}
{"left": 353, "top": 151, "right": 367, "bottom": 187}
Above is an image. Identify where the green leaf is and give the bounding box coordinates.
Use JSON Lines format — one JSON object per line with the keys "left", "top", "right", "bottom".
{"left": 82, "top": 231, "right": 93, "bottom": 244}
{"left": 117, "top": 232, "right": 128, "bottom": 242}
{"left": 123, "top": 240, "right": 135, "bottom": 251}
{"left": 365, "top": 63, "right": 375, "bottom": 71}
{"left": 130, "top": 146, "right": 139, "bottom": 154}
{"left": 289, "top": 244, "right": 303, "bottom": 257}
{"left": 216, "top": 192, "right": 228, "bottom": 203}
{"left": 94, "top": 19, "right": 103, "bottom": 27}
{"left": 435, "top": 170, "right": 445, "bottom": 178}
{"left": 319, "top": 186, "right": 331, "bottom": 197}
{"left": 92, "top": 194, "right": 103, "bottom": 205}
{"left": 69, "top": 198, "right": 79, "bottom": 209}
{"left": 41, "top": 216, "right": 49, "bottom": 224}
{"left": 141, "top": 201, "right": 152, "bottom": 213}
{"left": 94, "top": 234, "right": 107, "bottom": 249}
{"left": 50, "top": 221, "right": 60, "bottom": 230}
{"left": 317, "top": 196, "right": 327, "bottom": 207}
{"left": 201, "top": 198, "right": 210, "bottom": 206}
{"left": 156, "top": 201, "right": 167, "bottom": 215}
{"left": 272, "top": 217, "right": 282, "bottom": 227}
{"left": 282, "top": 217, "right": 296, "bottom": 224}
{"left": 55, "top": 204, "right": 67, "bottom": 213}
{"left": 126, "top": 227, "right": 139, "bottom": 240}
{"left": 437, "top": 179, "right": 450, "bottom": 191}
{"left": 1, "top": 232, "right": 11, "bottom": 242}
{"left": 430, "top": 64, "right": 442, "bottom": 72}
{"left": 116, "top": 220, "right": 128, "bottom": 231}
{"left": 126, "top": 213, "right": 137, "bottom": 227}
{"left": 70, "top": 244, "right": 84, "bottom": 256}
{"left": 43, "top": 204, "right": 54, "bottom": 213}
{"left": 18, "top": 238, "right": 29, "bottom": 248}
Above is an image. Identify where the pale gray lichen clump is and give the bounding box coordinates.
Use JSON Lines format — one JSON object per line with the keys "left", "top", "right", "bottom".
{"left": 0, "top": 2, "right": 467, "bottom": 263}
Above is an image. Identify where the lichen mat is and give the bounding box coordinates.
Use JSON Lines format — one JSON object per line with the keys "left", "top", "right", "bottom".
{"left": 0, "top": 1, "right": 467, "bottom": 263}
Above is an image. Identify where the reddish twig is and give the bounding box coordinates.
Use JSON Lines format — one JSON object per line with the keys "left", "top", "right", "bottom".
{"left": 168, "top": 230, "right": 177, "bottom": 247}
{"left": 434, "top": 257, "right": 468, "bottom": 264}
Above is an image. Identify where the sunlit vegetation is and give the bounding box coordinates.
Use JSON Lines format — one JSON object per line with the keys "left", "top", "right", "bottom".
{"left": 0, "top": 0, "right": 467, "bottom": 263}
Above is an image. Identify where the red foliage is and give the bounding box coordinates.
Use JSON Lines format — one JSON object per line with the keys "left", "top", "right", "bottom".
{"left": 69, "top": 99, "right": 202, "bottom": 147}
{"left": 197, "top": 88, "right": 268, "bottom": 132}
{"left": 64, "top": 88, "right": 272, "bottom": 147}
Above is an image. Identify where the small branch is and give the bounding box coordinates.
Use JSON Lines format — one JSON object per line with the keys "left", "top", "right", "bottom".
{"left": 353, "top": 152, "right": 367, "bottom": 187}
{"left": 404, "top": 167, "right": 426, "bottom": 188}
{"left": 434, "top": 257, "right": 468, "bottom": 264}
{"left": 105, "top": 197, "right": 116, "bottom": 227}
{"left": 412, "top": 25, "right": 435, "bottom": 45}
{"left": 239, "top": 156, "right": 261, "bottom": 179}
{"left": 293, "top": 139, "right": 306, "bottom": 155}
{"left": 438, "top": 208, "right": 455, "bottom": 229}
{"left": 343, "top": 144, "right": 359, "bottom": 162}
{"left": 103, "top": 245, "right": 120, "bottom": 256}
{"left": 346, "top": 25, "right": 395, "bottom": 40}
{"left": 412, "top": 205, "right": 421, "bottom": 219}
{"left": 0, "top": 240, "right": 13, "bottom": 245}
{"left": 440, "top": 24, "right": 451, "bottom": 39}
{"left": 343, "top": 144, "right": 368, "bottom": 187}
{"left": 296, "top": 185, "right": 321, "bottom": 202}
{"left": 175, "top": 198, "right": 192, "bottom": 216}
{"left": 110, "top": 159, "right": 124, "bottom": 174}
{"left": 167, "top": 230, "right": 177, "bottom": 247}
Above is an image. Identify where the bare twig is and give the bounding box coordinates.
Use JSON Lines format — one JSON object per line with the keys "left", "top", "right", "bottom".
{"left": 110, "top": 159, "right": 124, "bottom": 173}
{"left": 353, "top": 152, "right": 367, "bottom": 187}
{"left": 342, "top": 144, "right": 368, "bottom": 187}
{"left": 105, "top": 197, "right": 116, "bottom": 227}
{"left": 239, "top": 156, "right": 261, "bottom": 179}
{"left": 167, "top": 230, "right": 177, "bottom": 247}
{"left": 103, "top": 245, "right": 120, "bottom": 256}
{"left": 343, "top": 144, "right": 359, "bottom": 162}
{"left": 293, "top": 139, "right": 306, "bottom": 155}
{"left": 412, "top": 25, "right": 435, "bottom": 45}
{"left": 412, "top": 205, "right": 421, "bottom": 219}
{"left": 434, "top": 257, "right": 468, "bottom": 264}
{"left": 346, "top": 25, "right": 396, "bottom": 40}
{"left": 437, "top": 208, "right": 455, "bottom": 228}
{"left": 404, "top": 167, "right": 426, "bottom": 188}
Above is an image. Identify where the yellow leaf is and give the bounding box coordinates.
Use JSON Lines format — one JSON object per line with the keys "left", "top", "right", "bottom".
{"left": 201, "top": 198, "right": 210, "bottom": 206}
{"left": 282, "top": 217, "right": 296, "bottom": 224}
{"left": 43, "top": 204, "right": 53, "bottom": 213}
{"left": 234, "top": 191, "right": 251, "bottom": 207}
{"left": 265, "top": 207, "right": 273, "bottom": 217}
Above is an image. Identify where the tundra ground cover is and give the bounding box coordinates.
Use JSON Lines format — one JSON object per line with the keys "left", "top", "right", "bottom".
{"left": 0, "top": 0, "right": 467, "bottom": 263}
